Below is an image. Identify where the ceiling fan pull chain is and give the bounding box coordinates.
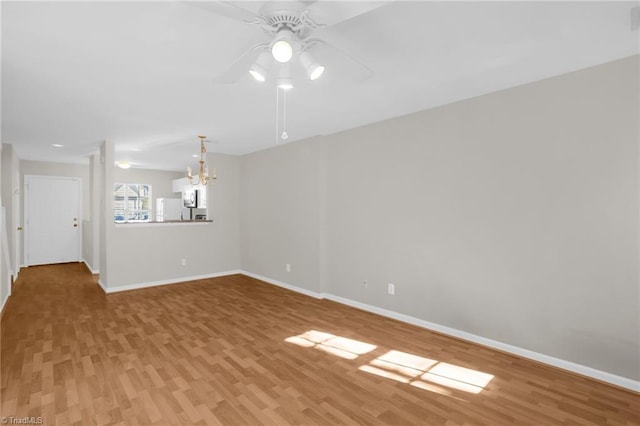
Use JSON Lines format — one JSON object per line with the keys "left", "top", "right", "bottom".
{"left": 282, "top": 88, "right": 288, "bottom": 141}
{"left": 276, "top": 86, "right": 280, "bottom": 145}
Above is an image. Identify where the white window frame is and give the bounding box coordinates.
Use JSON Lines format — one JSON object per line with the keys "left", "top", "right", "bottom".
{"left": 114, "top": 183, "right": 152, "bottom": 223}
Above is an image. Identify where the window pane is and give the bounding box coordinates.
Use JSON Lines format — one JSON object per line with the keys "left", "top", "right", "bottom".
{"left": 114, "top": 183, "right": 152, "bottom": 223}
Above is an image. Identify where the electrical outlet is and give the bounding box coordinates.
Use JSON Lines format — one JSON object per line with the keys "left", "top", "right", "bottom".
{"left": 363, "top": 280, "right": 368, "bottom": 288}
{"left": 286, "top": 263, "right": 291, "bottom": 273}
{"left": 181, "top": 258, "right": 186, "bottom": 266}
{"left": 388, "top": 283, "right": 395, "bottom": 295}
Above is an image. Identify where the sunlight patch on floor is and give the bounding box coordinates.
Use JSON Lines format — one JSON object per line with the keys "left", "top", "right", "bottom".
{"left": 359, "top": 365, "right": 411, "bottom": 383}
{"left": 285, "top": 330, "right": 377, "bottom": 360}
{"left": 363, "top": 350, "right": 493, "bottom": 394}
{"left": 424, "top": 362, "right": 493, "bottom": 393}
{"left": 285, "top": 332, "right": 493, "bottom": 394}
{"left": 377, "top": 350, "right": 438, "bottom": 372}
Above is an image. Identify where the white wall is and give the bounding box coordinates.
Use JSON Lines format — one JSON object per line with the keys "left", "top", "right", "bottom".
{"left": 239, "top": 55, "right": 640, "bottom": 382}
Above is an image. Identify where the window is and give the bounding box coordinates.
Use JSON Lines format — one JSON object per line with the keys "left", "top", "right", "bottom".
{"left": 114, "top": 183, "right": 151, "bottom": 223}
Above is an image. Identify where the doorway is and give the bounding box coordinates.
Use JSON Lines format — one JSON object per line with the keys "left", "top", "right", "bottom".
{"left": 24, "top": 175, "right": 82, "bottom": 266}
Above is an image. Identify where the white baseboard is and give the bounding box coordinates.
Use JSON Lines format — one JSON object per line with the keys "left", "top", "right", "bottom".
{"left": 103, "top": 270, "right": 242, "bottom": 294}
{"left": 88, "top": 267, "right": 639, "bottom": 392}
{"left": 81, "top": 259, "right": 99, "bottom": 274}
{"left": 239, "top": 270, "right": 324, "bottom": 299}
{"left": 97, "top": 278, "right": 107, "bottom": 293}
{"left": 323, "top": 293, "right": 640, "bottom": 393}
{"left": 0, "top": 293, "right": 10, "bottom": 316}
{"left": 239, "top": 272, "right": 640, "bottom": 393}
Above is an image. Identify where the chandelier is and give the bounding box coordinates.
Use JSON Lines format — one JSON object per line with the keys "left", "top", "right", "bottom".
{"left": 187, "top": 135, "right": 217, "bottom": 186}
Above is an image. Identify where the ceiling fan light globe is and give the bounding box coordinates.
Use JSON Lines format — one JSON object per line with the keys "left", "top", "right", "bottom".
{"left": 272, "top": 40, "right": 293, "bottom": 63}
{"left": 250, "top": 51, "right": 272, "bottom": 81}
{"left": 277, "top": 61, "right": 294, "bottom": 90}
{"left": 299, "top": 51, "right": 324, "bottom": 80}
{"left": 277, "top": 81, "right": 294, "bottom": 90}
{"left": 249, "top": 68, "right": 266, "bottom": 82}
{"left": 309, "top": 65, "right": 325, "bottom": 80}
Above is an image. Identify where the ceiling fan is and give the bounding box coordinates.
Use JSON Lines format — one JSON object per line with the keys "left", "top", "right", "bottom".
{"left": 189, "top": 1, "right": 387, "bottom": 87}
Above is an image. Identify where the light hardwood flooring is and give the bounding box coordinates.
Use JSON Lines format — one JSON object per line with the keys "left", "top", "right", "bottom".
{"left": 1, "top": 263, "right": 638, "bottom": 425}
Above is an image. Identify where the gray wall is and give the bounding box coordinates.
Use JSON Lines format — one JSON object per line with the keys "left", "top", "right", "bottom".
{"left": 1, "top": 145, "right": 14, "bottom": 276}
{"left": 86, "top": 154, "right": 100, "bottom": 273}
{"left": 0, "top": 145, "right": 8, "bottom": 310}
{"left": 1, "top": 144, "right": 20, "bottom": 277}
{"left": 99, "top": 142, "right": 111, "bottom": 287}
{"left": 240, "top": 137, "right": 327, "bottom": 293}
{"left": 239, "top": 55, "right": 640, "bottom": 381}
{"left": 8, "top": 56, "right": 638, "bottom": 382}
{"left": 105, "top": 153, "right": 241, "bottom": 288}
{"left": 18, "top": 160, "right": 184, "bottom": 272}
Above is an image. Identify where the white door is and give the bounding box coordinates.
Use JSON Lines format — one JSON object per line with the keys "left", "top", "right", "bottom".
{"left": 25, "top": 176, "right": 81, "bottom": 266}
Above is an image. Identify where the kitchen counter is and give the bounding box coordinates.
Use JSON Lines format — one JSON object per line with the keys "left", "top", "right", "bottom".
{"left": 115, "top": 219, "right": 212, "bottom": 227}
{"left": 149, "top": 219, "right": 212, "bottom": 224}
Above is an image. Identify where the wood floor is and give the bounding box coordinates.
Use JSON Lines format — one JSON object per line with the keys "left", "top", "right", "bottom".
{"left": 1, "top": 264, "right": 638, "bottom": 425}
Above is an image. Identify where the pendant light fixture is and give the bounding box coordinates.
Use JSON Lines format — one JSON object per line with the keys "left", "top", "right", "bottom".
{"left": 187, "top": 136, "right": 217, "bottom": 186}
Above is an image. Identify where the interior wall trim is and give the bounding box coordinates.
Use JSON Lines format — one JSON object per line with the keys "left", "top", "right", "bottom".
{"left": 102, "top": 270, "right": 242, "bottom": 294}
{"left": 90, "top": 267, "right": 639, "bottom": 392}
{"left": 237, "top": 270, "right": 640, "bottom": 393}
{"left": 240, "top": 271, "right": 324, "bottom": 299}
{"left": 0, "top": 293, "right": 10, "bottom": 318}
{"left": 81, "top": 259, "right": 99, "bottom": 275}
{"left": 322, "top": 293, "right": 640, "bottom": 393}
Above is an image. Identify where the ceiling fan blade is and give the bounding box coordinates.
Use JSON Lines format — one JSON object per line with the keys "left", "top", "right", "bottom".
{"left": 632, "top": 6, "right": 640, "bottom": 31}
{"left": 167, "top": 138, "right": 219, "bottom": 147}
{"left": 183, "top": 1, "right": 259, "bottom": 23}
{"left": 304, "top": 1, "right": 391, "bottom": 27}
{"left": 214, "top": 43, "right": 268, "bottom": 84}
{"left": 308, "top": 40, "right": 373, "bottom": 83}
{"left": 117, "top": 137, "right": 219, "bottom": 153}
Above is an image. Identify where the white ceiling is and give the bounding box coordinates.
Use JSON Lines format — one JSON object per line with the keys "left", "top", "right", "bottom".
{"left": 2, "top": 1, "right": 639, "bottom": 171}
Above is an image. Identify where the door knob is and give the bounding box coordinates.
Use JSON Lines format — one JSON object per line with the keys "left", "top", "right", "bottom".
{"left": 73, "top": 224, "right": 78, "bottom": 228}
{"left": 17, "top": 227, "right": 23, "bottom": 231}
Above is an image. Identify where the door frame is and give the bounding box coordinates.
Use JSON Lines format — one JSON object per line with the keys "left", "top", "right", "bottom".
{"left": 24, "top": 175, "right": 83, "bottom": 266}
{"left": 13, "top": 166, "right": 21, "bottom": 277}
